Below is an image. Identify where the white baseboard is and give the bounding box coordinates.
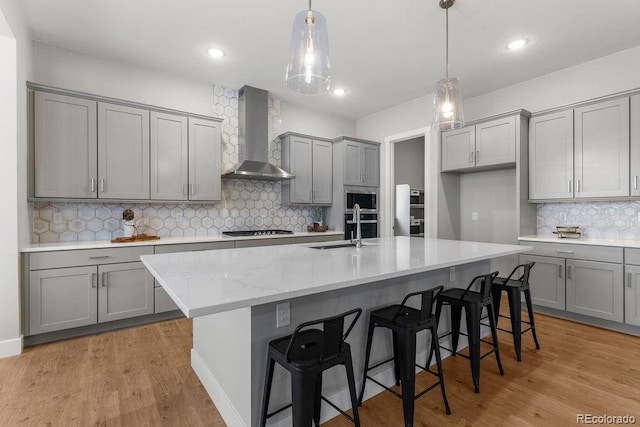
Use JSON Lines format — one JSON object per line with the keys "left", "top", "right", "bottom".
{"left": 0, "top": 336, "right": 22, "bottom": 359}
{"left": 191, "top": 349, "right": 247, "bottom": 427}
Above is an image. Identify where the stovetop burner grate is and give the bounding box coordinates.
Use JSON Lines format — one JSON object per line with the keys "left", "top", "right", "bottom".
{"left": 222, "top": 229, "right": 294, "bottom": 237}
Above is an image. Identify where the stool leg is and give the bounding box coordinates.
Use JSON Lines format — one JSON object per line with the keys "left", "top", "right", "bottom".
{"left": 358, "top": 320, "right": 376, "bottom": 405}
{"left": 487, "top": 302, "right": 505, "bottom": 376}
{"left": 450, "top": 303, "right": 462, "bottom": 355}
{"left": 465, "top": 304, "right": 481, "bottom": 393}
{"left": 427, "top": 300, "right": 444, "bottom": 367}
{"left": 313, "top": 372, "right": 322, "bottom": 427}
{"left": 343, "top": 351, "right": 361, "bottom": 427}
{"left": 492, "top": 285, "right": 502, "bottom": 324}
{"left": 507, "top": 287, "right": 522, "bottom": 361}
{"left": 524, "top": 289, "right": 541, "bottom": 349}
{"left": 430, "top": 325, "right": 451, "bottom": 415}
{"left": 397, "top": 329, "right": 417, "bottom": 427}
{"left": 260, "top": 355, "right": 275, "bottom": 427}
{"left": 392, "top": 331, "right": 401, "bottom": 386}
{"left": 291, "top": 370, "right": 315, "bottom": 427}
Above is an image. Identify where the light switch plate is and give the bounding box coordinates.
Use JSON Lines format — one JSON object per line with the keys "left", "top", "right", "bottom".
{"left": 276, "top": 302, "right": 290, "bottom": 328}
{"left": 472, "top": 212, "right": 478, "bottom": 221}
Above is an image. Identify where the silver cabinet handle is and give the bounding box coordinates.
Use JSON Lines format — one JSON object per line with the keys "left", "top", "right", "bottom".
{"left": 100, "top": 179, "right": 105, "bottom": 193}
{"left": 469, "top": 151, "right": 474, "bottom": 164}
{"left": 101, "top": 272, "right": 107, "bottom": 287}
{"left": 476, "top": 150, "right": 480, "bottom": 163}
{"left": 635, "top": 176, "right": 638, "bottom": 190}
{"left": 556, "top": 249, "right": 574, "bottom": 254}
{"left": 577, "top": 179, "right": 581, "bottom": 193}
{"left": 90, "top": 178, "right": 96, "bottom": 193}
{"left": 89, "top": 273, "right": 97, "bottom": 288}
{"left": 567, "top": 265, "right": 572, "bottom": 280}
{"left": 568, "top": 180, "right": 572, "bottom": 193}
{"left": 628, "top": 272, "right": 633, "bottom": 288}
{"left": 558, "top": 264, "right": 562, "bottom": 278}
{"left": 89, "top": 255, "right": 110, "bottom": 259}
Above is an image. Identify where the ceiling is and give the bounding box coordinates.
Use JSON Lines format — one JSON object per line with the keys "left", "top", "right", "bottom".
{"left": 16, "top": 0, "right": 640, "bottom": 120}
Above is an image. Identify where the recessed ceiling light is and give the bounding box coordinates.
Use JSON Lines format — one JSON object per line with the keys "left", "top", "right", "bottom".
{"left": 333, "top": 88, "right": 347, "bottom": 96}
{"left": 506, "top": 38, "right": 528, "bottom": 50}
{"left": 207, "top": 48, "right": 225, "bottom": 58}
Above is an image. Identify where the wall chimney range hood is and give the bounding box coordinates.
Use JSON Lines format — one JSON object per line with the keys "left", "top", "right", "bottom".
{"left": 222, "top": 86, "right": 294, "bottom": 180}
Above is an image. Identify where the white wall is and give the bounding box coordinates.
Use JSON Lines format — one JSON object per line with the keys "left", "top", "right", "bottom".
{"left": 0, "top": 0, "right": 33, "bottom": 357}
{"left": 279, "top": 101, "right": 355, "bottom": 139}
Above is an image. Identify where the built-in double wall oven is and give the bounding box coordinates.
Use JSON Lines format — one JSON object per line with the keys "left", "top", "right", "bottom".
{"left": 344, "top": 189, "right": 378, "bottom": 239}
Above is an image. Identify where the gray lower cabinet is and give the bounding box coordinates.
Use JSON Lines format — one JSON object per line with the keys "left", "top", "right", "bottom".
{"left": 235, "top": 237, "right": 297, "bottom": 248}
{"left": 97, "top": 262, "right": 154, "bottom": 322}
{"left": 519, "top": 254, "right": 566, "bottom": 310}
{"left": 566, "top": 259, "right": 623, "bottom": 322}
{"left": 623, "top": 248, "right": 640, "bottom": 326}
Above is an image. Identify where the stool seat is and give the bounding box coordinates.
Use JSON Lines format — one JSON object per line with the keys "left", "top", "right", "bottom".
{"left": 261, "top": 308, "right": 362, "bottom": 427}
{"left": 359, "top": 286, "right": 451, "bottom": 427}
{"left": 436, "top": 288, "right": 488, "bottom": 304}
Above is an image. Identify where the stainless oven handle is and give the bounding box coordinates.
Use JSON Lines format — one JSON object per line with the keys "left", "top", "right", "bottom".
{"left": 346, "top": 220, "right": 378, "bottom": 224}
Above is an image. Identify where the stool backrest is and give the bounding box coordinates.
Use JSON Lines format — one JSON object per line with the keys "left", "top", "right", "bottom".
{"left": 463, "top": 271, "right": 499, "bottom": 300}
{"left": 503, "top": 262, "right": 536, "bottom": 285}
{"left": 392, "top": 285, "right": 444, "bottom": 323}
{"left": 285, "top": 308, "right": 362, "bottom": 363}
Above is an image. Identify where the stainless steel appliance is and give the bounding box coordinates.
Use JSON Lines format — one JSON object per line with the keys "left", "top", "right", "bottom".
{"left": 223, "top": 230, "right": 294, "bottom": 237}
{"left": 345, "top": 190, "right": 377, "bottom": 211}
{"left": 344, "top": 212, "right": 377, "bottom": 239}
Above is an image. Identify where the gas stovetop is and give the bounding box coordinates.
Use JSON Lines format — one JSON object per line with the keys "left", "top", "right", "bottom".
{"left": 222, "top": 229, "right": 294, "bottom": 237}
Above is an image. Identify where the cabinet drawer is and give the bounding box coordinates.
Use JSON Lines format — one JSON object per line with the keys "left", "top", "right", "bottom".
{"left": 625, "top": 248, "right": 640, "bottom": 266}
{"left": 155, "top": 287, "right": 181, "bottom": 314}
{"left": 520, "top": 241, "right": 622, "bottom": 263}
{"left": 30, "top": 246, "right": 154, "bottom": 270}
{"left": 154, "top": 241, "right": 234, "bottom": 254}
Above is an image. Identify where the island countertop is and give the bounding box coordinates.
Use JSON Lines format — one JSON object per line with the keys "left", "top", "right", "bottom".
{"left": 141, "top": 236, "right": 531, "bottom": 318}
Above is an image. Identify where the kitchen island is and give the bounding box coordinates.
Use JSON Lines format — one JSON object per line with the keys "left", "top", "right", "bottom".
{"left": 141, "top": 236, "right": 530, "bottom": 427}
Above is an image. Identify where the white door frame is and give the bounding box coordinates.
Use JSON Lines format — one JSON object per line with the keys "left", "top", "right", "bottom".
{"left": 380, "top": 126, "right": 438, "bottom": 238}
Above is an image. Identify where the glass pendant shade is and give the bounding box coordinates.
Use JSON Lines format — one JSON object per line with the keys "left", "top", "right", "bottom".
{"left": 433, "top": 77, "right": 464, "bottom": 131}
{"left": 285, "top": 9, "right": 331, "bottom": 95}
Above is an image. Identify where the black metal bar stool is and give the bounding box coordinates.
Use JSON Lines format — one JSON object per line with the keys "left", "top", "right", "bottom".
{"left": 358, "top": 286, "right": 451, "bottom": 427}
{"left": 260, "top": 308, "right": 362, "bottom": 427}
{"left": 490, "top": 262, "right": 540, "bottom": 361}
{"left": 429, "top": 271, "right": 504, "bottom": 393}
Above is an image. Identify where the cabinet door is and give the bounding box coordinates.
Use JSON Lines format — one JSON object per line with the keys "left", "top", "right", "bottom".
{"left": 362, "top": 143, "right": 379, "bottom": 187}
{"left": 344, "top": 141, "right": 362, "bottom": 185}
{"left": 150, "top": 112, "right": 188, "bottom": 200}
{"left": 98, "top": 262, "right": 154, "bottom": 322}
{"left": 98, "top": 102, "right": 150, "bottom": 199}
{"left": 625, "top": 265, "right": 640, "bottom": 326}
{"left": 289, "top": 136, "right": 313, "bottom": 203}
{"left": 312, "top": 140, "right": 333, "bottom": 204}
{"left": 188, "top": 117, "right": 221, "bottom": 201}
{"left": 29, "top": 266, "right": 97, "bottom": 335}
{"left": 520, "top": 254, "right": 565, "bottom": 310}
{"left": 528, "top": 110, "right": 574, "bottom": 200}
{"left": 630, "top": 95, "right": 640, "bottom": 196}
{"left": 566, "top": 260, "right": 623, "bottom": 322}
{"left": 475, "top": 116, "right": 515, "bottom": 167}
{"left": 34, "top": 91, "right": 97, "bottom": 198}
{"left": 441, "top": 126, "right": 474, "bottom": 172}
{"left": 574, "top": 98, "right": 630, "bottom": 198}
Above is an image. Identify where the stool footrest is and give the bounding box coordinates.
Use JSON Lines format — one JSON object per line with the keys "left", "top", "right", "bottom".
{"left": 322, "top": 396, "right": 356, "bottom": 423}
{"left": 266, "top": 403, "right": 292, "bottom": 419}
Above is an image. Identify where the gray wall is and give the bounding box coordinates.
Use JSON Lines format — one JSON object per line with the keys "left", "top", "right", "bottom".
{"left": 394, "top": 136, "right": 425, "bottom": 189}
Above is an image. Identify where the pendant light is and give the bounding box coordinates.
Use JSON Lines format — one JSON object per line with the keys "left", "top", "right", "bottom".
{"left": 433, "top": 0, "right": 464, "bottom": 131}
{"left": 285, "top": 0, "right": 331, "bottom": 95}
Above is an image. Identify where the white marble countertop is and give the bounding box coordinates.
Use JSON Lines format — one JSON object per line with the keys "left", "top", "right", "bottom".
{"left": 21, "top": 231, "right": 344, "bottom": 253}
{"left": 519, "top": 235, "right": 640, "bottom": 248}
{"left": 141, "top": 236, "right": 532, "bottom": 318}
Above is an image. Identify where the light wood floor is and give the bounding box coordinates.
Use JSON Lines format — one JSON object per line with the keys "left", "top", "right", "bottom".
{"left": 0, "top": 311, "right": 639, "bottom": 426}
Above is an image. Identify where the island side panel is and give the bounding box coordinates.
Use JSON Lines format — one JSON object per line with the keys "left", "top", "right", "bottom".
{"left": 249, "top": 260, "right": 488, "bottom": 426}
{"left": 192, "top": 307, "right": 252, "bottom": 426}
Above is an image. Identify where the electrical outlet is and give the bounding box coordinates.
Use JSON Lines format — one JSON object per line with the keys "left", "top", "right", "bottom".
{"left": 174, "top": 212, "right": 183, "bottom": 222}
{"left": 276, "top": 302, "right": 290, "bottom": 328}
{"left": 449, "top": 267, "right": 455, "bottom": 282}
{"left": 53, "top": 213, "right": 63, "bottom": 224}
{"left": 560, "top": 212, "right": 567, "bottom": 221}
{"left": 472, "top": 212, "right": 478, "bottom": 221}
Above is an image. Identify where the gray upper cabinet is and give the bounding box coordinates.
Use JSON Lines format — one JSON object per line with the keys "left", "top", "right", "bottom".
{"left": 98, "top": 102, "right": 150, "bottom": 199}
{"left": 280, "top": 134, "right": 333, "bottom": 205}
{"left": 34, "top": 91, "right": 98, "bottom": 198}
{"left": 441, "top": 115, "right": 516, "bottom": 172}
{"left": 150, "top": 112, "right": 188, "bottom": 200}
{"left": 630, "top": 95, "right": 640, "bottom": 196}
{"left": 574, "top": 98, "right": 629, "bottom": 198}
{"left": 188, "top": 117, "right": 222, "bottom": 201}
{"left": 341, "top": 139, "right": 379, "bottom": 187}
{"left": 528, "top": 110, "right": 574, "bottom": 200}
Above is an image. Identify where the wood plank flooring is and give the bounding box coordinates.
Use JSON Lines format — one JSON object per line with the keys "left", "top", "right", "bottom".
{"left": 0, "top": 310, "right": 638, "bottom": 426}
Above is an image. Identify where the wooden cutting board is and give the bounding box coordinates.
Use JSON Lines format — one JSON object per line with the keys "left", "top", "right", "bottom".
{"left": 111, "top": 235, "right": 160, "bottom": 243}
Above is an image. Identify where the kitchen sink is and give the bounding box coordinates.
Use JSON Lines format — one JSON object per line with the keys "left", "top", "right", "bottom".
{"left": 309, "top": 243, "right": 367, "bottom": 250}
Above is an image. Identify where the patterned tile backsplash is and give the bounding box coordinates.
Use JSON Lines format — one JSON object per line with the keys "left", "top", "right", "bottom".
{"left": 537, "top": 201, "right": 640, "bottom": 239}
{"left": 31, "top": 84, "right": 322, "bottom": 243}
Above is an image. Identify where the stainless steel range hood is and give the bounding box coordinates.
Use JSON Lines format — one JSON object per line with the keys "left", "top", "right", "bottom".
{"left": 222, "top": 86, "right": 294, "bottom": 180}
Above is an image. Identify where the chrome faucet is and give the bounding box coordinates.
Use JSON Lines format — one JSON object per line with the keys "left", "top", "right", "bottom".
{"left": 351, "top": 203, "right": 362, "bottom": 248}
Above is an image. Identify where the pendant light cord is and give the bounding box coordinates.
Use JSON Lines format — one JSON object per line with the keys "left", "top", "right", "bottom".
{"left": 309, "top": 0, "right": 312, "bottom": 10}
{"left": 445, "top": 6, "right": 449, "bottom": 80}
